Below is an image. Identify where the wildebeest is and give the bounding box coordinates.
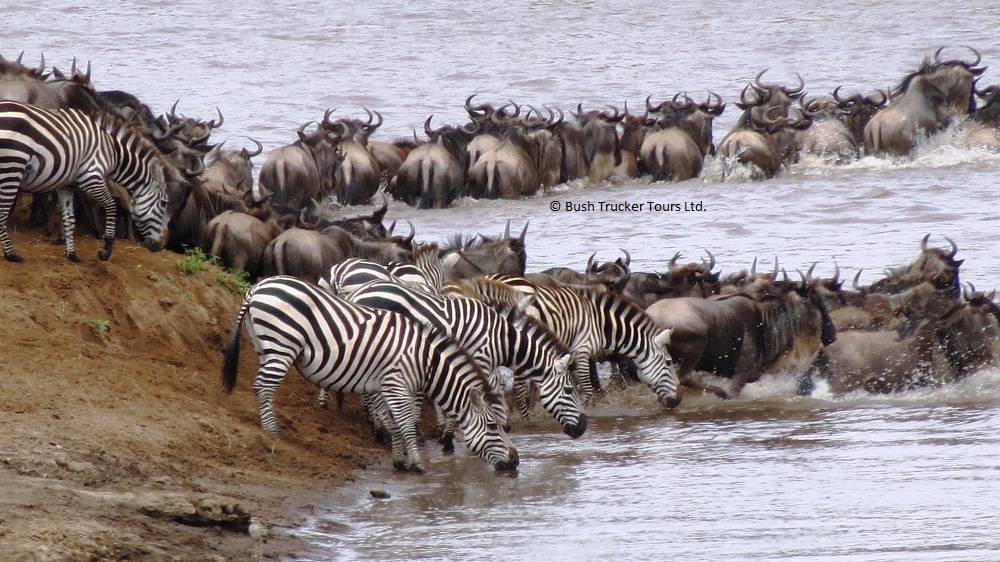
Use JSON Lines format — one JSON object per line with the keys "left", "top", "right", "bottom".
{"left": 644, "top": 277, "right": 837, "bottom": 398}
{"left": 717, "top": 76, "right": 810, "bottom": 179}
{"left": 200, "top": 138, "right": 263, "bottom": 201}
{"left": 868, "top": 234, "right": 962, "bottom": 297}
{"left": 962, "top": 84, "right": 1000, "bottom": 151}
{"left": 255, "top": 120, "right": 338, "bottom": 211}
{"left": 639, "top": 93, "right": 725, "bottom": 182}
{"left": 440, "top": 221, "right": 528, "bottom": 281}
{"left": 391, "top": 116, "right": 478, "bottom": 209}
{"left": 467, "top": 121, "right": 563, "bottom": 200}
{"left": 623, "top": 251, "right": 720, "bottom": 308}
{"left": 796, "top": 94, "right": 858, "bottom": 163}
{"left": 804, "top": 290, "right": 1000, "bottom": 394}
{"left": 864, "top": 47, "right": 987, "bottom": 157}
{"left": 260, "top": 222, "right": 413, "bottom": 283}
{"left": 203, "top": 208, "right": 282, "bottom": 280}
{"left": 324, "top": 109, "right": 384, "bottom": 205}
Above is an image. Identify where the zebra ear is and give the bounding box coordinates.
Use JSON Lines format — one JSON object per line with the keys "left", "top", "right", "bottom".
{"left": 654, "top": 327, "right": 673, "bottom": 348}
{"left": 515, "top": 292, "right": 536, "bottom": 316}
{"left": 555, "top": 354, "right": 572, "bottom": 373}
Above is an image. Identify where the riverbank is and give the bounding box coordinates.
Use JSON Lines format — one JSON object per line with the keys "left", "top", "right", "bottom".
{"left": 0, "top": 213, "right": 385, "bottom": 561}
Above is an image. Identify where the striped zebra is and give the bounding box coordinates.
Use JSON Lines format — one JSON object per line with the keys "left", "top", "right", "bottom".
{"left": 222, "top": 275, "right": 518, "bottom": 473}
{"left": 0, "top": 101, "right": 169, "bottom": 263}
{"left": 446, "top": 275, "right": 681, "bottom": 408}
{"left": 347, "top": 279, "right": 587, "bottom": 439}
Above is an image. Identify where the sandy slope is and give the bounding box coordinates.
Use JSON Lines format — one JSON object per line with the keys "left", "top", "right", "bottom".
{"left": 0, "top": 207, "right": 385, "bottom": 561}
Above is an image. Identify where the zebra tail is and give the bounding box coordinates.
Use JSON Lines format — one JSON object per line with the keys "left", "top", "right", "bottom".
{"left": 222, "top": 298, "right": 250, "bottom": 394}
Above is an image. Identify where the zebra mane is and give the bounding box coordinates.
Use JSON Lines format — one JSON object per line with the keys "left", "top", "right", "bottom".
{"left": 435, "top": 333, "right": 505, "bottom": 409}
{"left": 502, "top": 303, "right": 571, "bottom": 356}
{"left": 567, "top": 281, "right": 665, "bottom": 334}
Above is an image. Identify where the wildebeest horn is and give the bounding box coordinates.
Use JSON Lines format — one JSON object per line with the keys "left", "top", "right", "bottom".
{"left": 245, "top": 137, "right": 263, "bottom": 158}
{"left": 705, "top": 92, "right": 726, "bottom": 115}
{"left": 832, "top": 263, "right": 840, "bottom": 285}
{"left": 806, "top": 262, "right": 818, "bottom": 278}
{"left": 771, "top": 257, "right": 780, "bottom": 278}
{"left": 602, "top": 105, "right": 624, "bottom": 122}
{"left": 322, "top": 107, "right": 337, "bottom": 127}
{"left": 370, "top": 109, "right": 383, "bottom": 130}
{"left": 797, "top": 268, "right": 809, "bottom": 288}
{"left": 386, "top": 220, "right": 396, "bottom": 236}
{"left": 465, "top": 93, "right": 491, "bottom": 116}
{"left": 296, "top": 120, "right": 315, "bottom": 141}
{"left": 423, "top": 115, "right": 436, "bottom": 138}
{"left": 786, "top": 73, "right": 805, "bottom": 96}
{"left": 753, "top": 68, "right": 771, "bottom": 92}
{"left": 668, "top": 252, "right": 682, "bottom": 273}
{"left": 403, "top": 220, "right": 415, "bottom": 245}
{"left": 853, "top": 269, "right": 864, "bottom": 291}
{"left": 750, "top": 256, "right": 758, "bottom": 277}
{"left": 619, "top": 248, "right": 631, "bottom": 268}
{"left": 518, "top": 221, "right": 529, "bottom": 245}
{"left": 738, "top": 84, "right": 755, "bottom": 108}
{"left": 586, "top": 252, "right": 597, "bottom": 273}
{"left": 503, "top": 219, "right": 511, "bottom": 240}
{"left": 832, "top": 85, "right": 847, "bottom": 104}
{"left": 207, "top": 107, "right": 224, "bottom": 129}
{"left": 944, "top": 236, "right": 958, "bottom": 258}
{"left": 921, "top": 233, "right": 931, "bottom": 251}
{"left": 703, "top": 249, "right": 716, "bottom": 272}
{"left": 168, "top": 99, "right": 180, "bottom": 122}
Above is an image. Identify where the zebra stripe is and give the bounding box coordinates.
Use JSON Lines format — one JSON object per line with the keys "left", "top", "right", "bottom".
{"left": 447, "top": 275, "right": 680, "bottom": 408}
{"left": 0, "top": 101, "right": 168, "bottom": 263}
{"left": 347, "top": 279, "right": 587, "bottom": 438}
{"left": 222, "top": 275, "right": 518, "bottom": 473}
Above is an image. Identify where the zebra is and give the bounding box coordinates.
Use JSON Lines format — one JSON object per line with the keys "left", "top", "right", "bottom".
{"left": 315, "top": 255, "right": 444, "bottom": 413}
{"left": 0, "top": 100, "right": 169, "bottom": 263}
{"left": 222, "top": 275, "right": 519, "bottom": 473}
{"left": 445, "top": 275, "right": 681, "bottom": 409}
{"left": 389, "top": 241, "right": 444, "bottom": 292}
{"left": 346, "top": 279, "right": 587, "bottom": 440}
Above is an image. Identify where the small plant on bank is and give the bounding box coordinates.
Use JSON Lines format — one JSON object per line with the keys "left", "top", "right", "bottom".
{"left": 216, "top": 269, "right": 252, "bottom": 295}
{"left": 175, "top": 247, "right": 216, "bottom": 275}
{"left": 87, "top": 318, "right": 111, "bottom": 337}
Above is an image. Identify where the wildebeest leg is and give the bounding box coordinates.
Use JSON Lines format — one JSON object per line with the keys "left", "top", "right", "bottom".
{"left": 680, "top": 371, "right": 730, "bottom": 399}
{"left": 797, "top": 355, "right": 823, "bottom": 396}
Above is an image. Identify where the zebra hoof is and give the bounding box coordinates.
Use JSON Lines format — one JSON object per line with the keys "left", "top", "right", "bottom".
{"left": 66, "top": 252, "right": 82, "bottom": 263}
{"left": 4, "top": 253, "right": 25, "bottom": 263}
{"left": 439, "top": 436, "right": 455, "bottom": 455}
{"left": 97, "top": 249, "right": 112, "bottom": 261}
{"left": 392, "top": 460, "right": 409, "bottom": 472}
{"left": 408, "top": 463, "right": 425, "bottom": 474}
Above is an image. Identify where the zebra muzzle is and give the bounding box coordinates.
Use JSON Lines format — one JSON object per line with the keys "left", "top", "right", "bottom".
{"left": 563, "top": 414, "right": 588, "bottom": 439}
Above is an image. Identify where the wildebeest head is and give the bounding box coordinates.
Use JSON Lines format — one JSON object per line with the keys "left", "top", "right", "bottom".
{"left": 871, "top": 234, "right": 962, "bottom": 297}
{"left": 441, "top": 221, "right": 528, "bottom": 281}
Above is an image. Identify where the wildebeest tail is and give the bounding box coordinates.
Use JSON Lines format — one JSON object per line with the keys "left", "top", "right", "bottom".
{"left": 418, "top": 160, "right": 435, "bottom": 209}
{"left": 222, "top": 293, "right": 252, "bottom": 394}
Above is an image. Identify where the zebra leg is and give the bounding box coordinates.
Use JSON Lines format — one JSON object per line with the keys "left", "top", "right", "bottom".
{"left": 360, "top": 392, "right": 391, "bottom": 444}
{"left": 436, "top": 404, "right": 456, "bottom": 454}
{"left": 86, "top": 181, "right": 118, "bottom": 261}
{"left": 251, "top": 357, "right": 294, "bottom": 435}
{"left": 381, "top": 382, "right": 424, "bottom": 473}
{"left": 56, "top": 190, "right": 81, "bottom": 263}
{"left": 0, "top": 184, "right": 24, "bottom": 262}
{"left": 512, "top": 379, "right": 533, "bottom": 422}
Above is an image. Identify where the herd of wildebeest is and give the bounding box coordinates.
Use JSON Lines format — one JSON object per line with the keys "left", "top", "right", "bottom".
{"left": 3, "top": 47, "right": 1000, "bottom": 470}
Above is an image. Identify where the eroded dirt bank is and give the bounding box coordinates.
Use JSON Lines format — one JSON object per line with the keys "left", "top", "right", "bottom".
{"left": 0, "top": 211, "right": 385, "bottom": 561}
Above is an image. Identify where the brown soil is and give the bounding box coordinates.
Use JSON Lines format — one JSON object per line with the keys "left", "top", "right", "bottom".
{"left": 0, "top": 205, "right": 385, "bottom": 561}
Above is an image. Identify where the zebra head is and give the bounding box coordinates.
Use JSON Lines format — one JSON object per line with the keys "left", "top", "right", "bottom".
{"left": 462, "top": 406, "right": 519, "bottom": 472}
{"left": 634, "top": 326, "right": 681, "bottom": 408}
{"left": 131, "top": 160, "right": 169, "bottom": 252}
{"left": 536, "top": 353, "right": 588, "bottom": 439}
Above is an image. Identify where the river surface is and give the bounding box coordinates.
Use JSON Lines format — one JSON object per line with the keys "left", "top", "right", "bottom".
{"left": 7, "top": 1, "right": 1000, "bottom": 560}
